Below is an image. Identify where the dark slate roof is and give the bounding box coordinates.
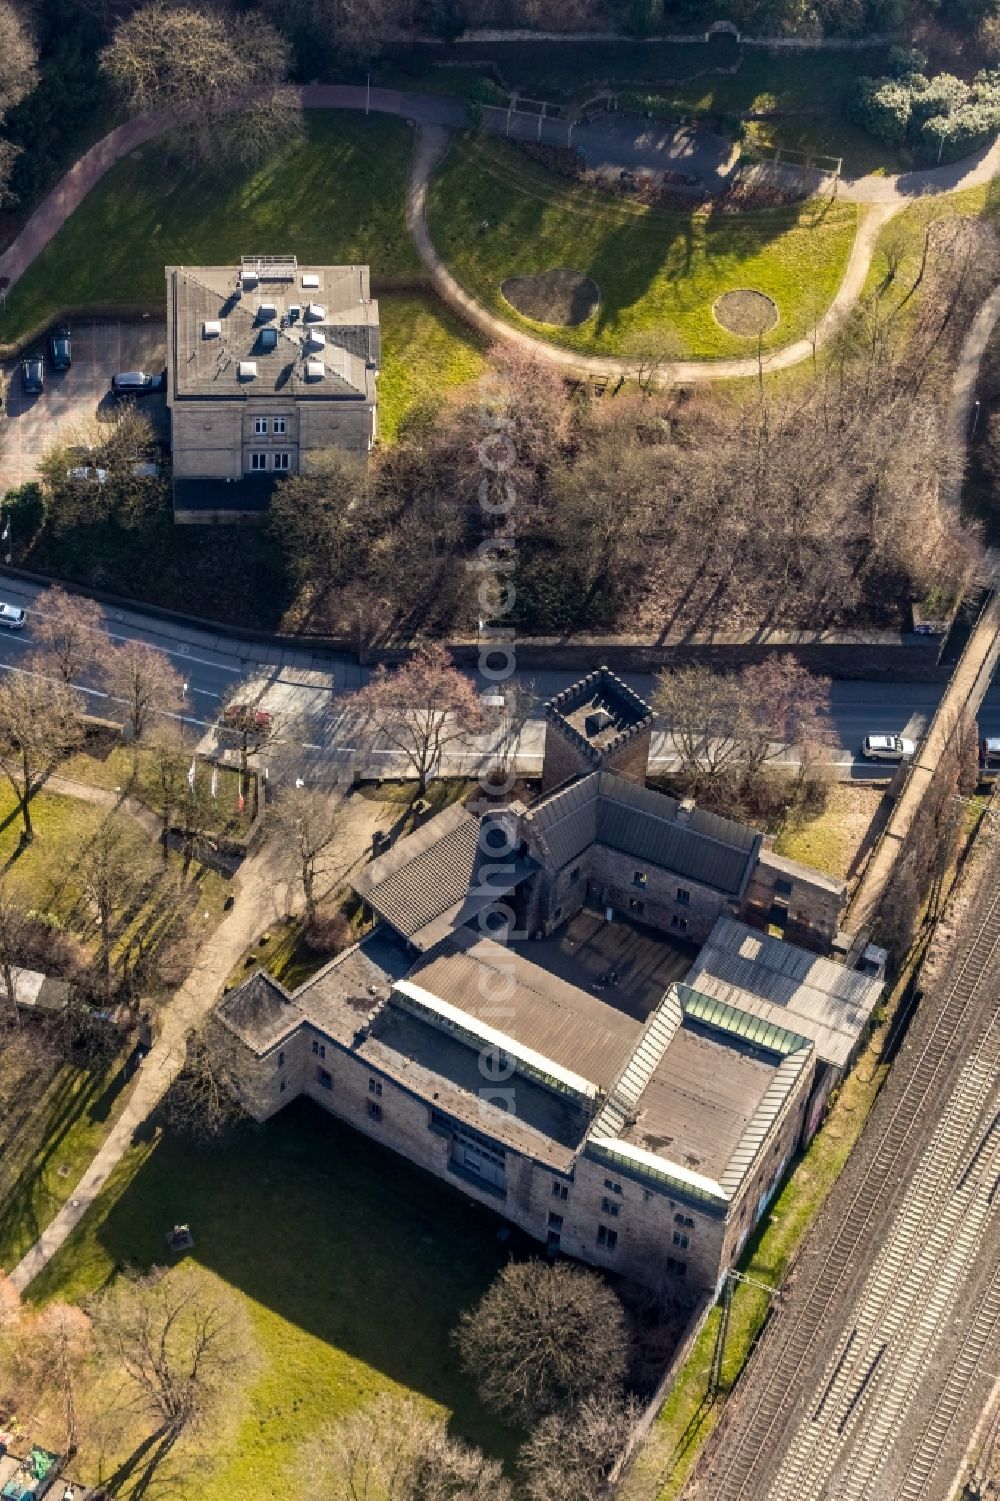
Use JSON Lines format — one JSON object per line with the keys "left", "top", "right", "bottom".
{"left": 216, "top": 971, "right": 300, "bottom": 1052}
{"left": 351, "top": 803, "right": 532, "bottom": 950}
{"left": 524, "top": 772, "right": 761, "bottom": 897}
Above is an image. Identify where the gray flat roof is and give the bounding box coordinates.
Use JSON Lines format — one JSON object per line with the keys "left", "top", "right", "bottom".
{"left": 403, "top": 927, "right": 644, "bottom": 1094}
{"left": 686, "top": 917, "right": 882, "bottom": 1068}
{"left": 216, "top": 971, "right": 300, "bottom": 1052}
{"left": 294, "top": 929, "right": 412, "bottom": 1046}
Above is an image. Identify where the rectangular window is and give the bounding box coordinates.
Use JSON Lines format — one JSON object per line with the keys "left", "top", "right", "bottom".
{"left": 311, "top": 1039, "right": 319, "bottom": 1055}
{"left": 604, "top": 1180, "right": 622, "bottom": 1195}
{"left": 272, "top": 417, "right": 287, "bottom": 435}
{"left": 602, "top": 1198, "right": 620, "bottom": 1217}
{"left": 368, "top": 1077, "right": 383, "bottom": 1097}
{"left": 630, "top": 897, "right": 645, "bottom": 915}
{"left": 633, "top": 870, "right": 647, "bottom": 887}
{"left": 551, "top": 1181, "right": 568, "bottom": 1200}
{"left": 279, "top": 1079, "right": 286, "bottom": 1093}
{"left": 769, "top": 903, "right": 788, "bottom": 929}
{"left": 277, "top": 1050, "right": 285, "bottom": 1067}
{"left": 368, "top": 1100, "right": 383, "bottom": 1123}
{"left": 674, "top": 1213, "right": 694, "bottom": 1228}
{"left": 316, "top": 1067, "right": 332, "bottom": 1090}
{"left": 253, "top": 417, "right": 267, "bottom": 436}
{"left": 673, "top": 1231, "right": 689, "bottom": 1249}
{"left": 671, "top": 915, "right": 688, "bottom": 932}
{"left": 273, "top": 452, "right": 291, "bottom": 471}
{"left": 774, "top": 878, "right": 793, "bottom": 897}
{"left": 667, "top": 1257, "right": 687, "bottom": 1276}
{"left": 554, "top": 907, "right": 562, "bottom": 921}
{"left": 548, "top": 1211, "right": 563, "bottom": 1230}
{"left": 250, "top": 451, "right": 267, "bottom": 471}
{"left": 676, "top": 887, "right": 690, "bottom": 905}
{"left": 597, "top": 1225, "right": 618, "bottom": 1250}
{"left": 570, "top": 866, "right": 581, "bottom": 883}
{"left": 319, "top": 1043, "right": 326, "bottom": 1059}
{"left": 546, "top": 1230, "right": 561, "bottom": 1249}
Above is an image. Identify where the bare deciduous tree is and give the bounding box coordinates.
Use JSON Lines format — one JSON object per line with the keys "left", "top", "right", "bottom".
{"left": 166, "top": 1020, "right": 254, "bottom": 1140}
{"left": 31, "top": 584, "right": 108, "bottom": 686}
{"left": 519, "top": 1393, "right": 639, "bottom": 1501}
{"left": 652, "top": 666, "right": 746, "bottom": 795}
{"left": 106, "top": 638, "right": 187, "bottom": 760}
{"left": 0, "top": 882, "right": 34, "bottom": 1027}
{"left": 92, "top": 1266, "right": 256, "bottom": 1445}
{"left": 454, "top": 1260, "right": 630, "bottom": 1426}
{"left": 0, "top": 673, "right": 81, "bottom": 841}
{"left": 0, "top": 1, "right": 38, "bottom": 118}
{"left": 345, "top": 644, "right": 488, "bottom": 794}
{"left": 308, "top": 1392, "right": 513, "bottom": 1501}
{"left": 76, "top": 811, "right": 158, "bottom": 981}
{"left": 269, "top": 785, "right": 344, "bottom": 927}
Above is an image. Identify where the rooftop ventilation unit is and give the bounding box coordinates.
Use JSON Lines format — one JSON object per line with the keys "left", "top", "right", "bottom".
{"left": 238, "top": 361, "right": 258, "bottom": 381}
{"left": 240, "top": 270, "right": 258, "bottom": 290}
{"left": 256, "top": 303, "right": 278, "bottom": 323}
{"left": 301, "top": 273, "right": 320, "bottom": 289}
{"left": 304, "top": 302, "right": 326, "bottom": 323}
{"left": 202, "top": 320, "right": 222, "bottom": 338}
{"left": 288, "top": 304, "right": 301, "bottom": 321}
{"left": 304, "top": 360, "right": 325, "bottom": 381}
{"left": 242, "top": 254, "right": 297, "bottom": 282}
{"left": 305, "top": 329, "right": 326, "bottom": 351}
{"left": 258, "top": 327, "right": 279, "bottom": 352}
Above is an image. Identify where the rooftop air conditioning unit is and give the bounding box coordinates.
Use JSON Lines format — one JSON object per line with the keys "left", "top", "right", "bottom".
{"left": 304, "top": 360, "right": 325, "bottom": 380}
{"left": 238, "top": 361, "right": 258, "bottom": 380}
{"left": 241, "top": 270, "right": 258, "bottom": 290}
{"left": 288, "top": 304, "right": 301, "bottom": 321}
{"left": 256, "top": 303, "right": 278, "bottom": 323}
{"left": 202, "top": 319, "right": 222, "bottom": 338}
{"left": 306, "top": 329, "right": 326, "bottom": 351}
{"left": 301, "top": 274, "right": 320, "bottom": 289}
{"left": 304, "top": 302, "right": 326, "bottom": 323}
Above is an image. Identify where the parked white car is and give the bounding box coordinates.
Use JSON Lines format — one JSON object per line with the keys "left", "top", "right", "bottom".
{"left": 0, "top": 603, "right": 26, "bottom": 629}
{"left": 862, "top": 733, "right": 915, "bottom": 762}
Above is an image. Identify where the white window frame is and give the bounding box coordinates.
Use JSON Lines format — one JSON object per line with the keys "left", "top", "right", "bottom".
{"left": 273, "top": 452, "right": 291, "bottom": 472}
{"left": 272, "top": 417, "right": 287, "bottom": 435}
{"left": 253, "top": 417, "right": 268, "bottom": 436}
{"left": 250, "top": 452, "right": 268, "bottom": 471}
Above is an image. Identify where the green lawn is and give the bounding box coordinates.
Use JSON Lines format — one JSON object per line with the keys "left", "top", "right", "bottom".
{"left": 0, "top": 1052, "right": 133, "bottom": 1271}
{"left": 28, "top": 1100, "right": 522, "bottom": 1494}
{"left": 0, "top": 111, "right": 421, "bottom": 348}
{"left": 379, "top": 292, "right": 487, "bottom": 440}
{"left": 427, "top": 134, "right": 858, "bottom": 359}
{"left": 863, "top": 181, "right": 1000, "bottom": 304}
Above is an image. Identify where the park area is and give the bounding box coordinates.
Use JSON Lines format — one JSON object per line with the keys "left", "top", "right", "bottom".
{"left": 426, "top": 134, "right": 858, "bottom": 359}
{"left": 19, "top": 1100, "right": 523, "bottom": 1494}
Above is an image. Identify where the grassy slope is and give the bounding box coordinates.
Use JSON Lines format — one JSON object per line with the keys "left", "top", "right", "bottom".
{"left": 29, "top": 1101, "right": 521, "bottom": 1491}
{"left": 0, "top": 112, "right": 421, "bottom": 346}
{"left": 379, "top": 292, "right": 487, "bottom": 440}
{"left": 427, "top": 134, "right": 858, "bottom": 359}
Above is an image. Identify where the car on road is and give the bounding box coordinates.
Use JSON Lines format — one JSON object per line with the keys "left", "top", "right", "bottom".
{"left": 111, "top": 369, "right": 166, "bottom": 399}
{"left": 48, "top": 325, "right": 72, "bottom": 371}
{"left": 862, "top": 732, "right": 915, "bottom": 762}
{"left": 980, "top": 737, "right": 1000, "bottom": 782}
{"left": 21, "top": 356, "right": 44, "bottom": 395}
{"left": 0, "top": 602, "right": 26, "bottom": 629}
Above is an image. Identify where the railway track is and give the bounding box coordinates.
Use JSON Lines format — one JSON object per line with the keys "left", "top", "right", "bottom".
{"left": 694, "top": 856, "right": 1000, "bottom": 1501}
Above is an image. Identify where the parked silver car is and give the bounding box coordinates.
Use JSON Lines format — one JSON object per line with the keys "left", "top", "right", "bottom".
{"left": 862, "top": 733, "right": 915, "bottom": 762}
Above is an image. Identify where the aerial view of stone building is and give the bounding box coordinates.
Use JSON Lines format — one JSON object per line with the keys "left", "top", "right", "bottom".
{"left": 165, "top": 253, "right": 379, "bottom": 522}
{"left": 213, "top": 670, "right": 883, "bottom": 1293}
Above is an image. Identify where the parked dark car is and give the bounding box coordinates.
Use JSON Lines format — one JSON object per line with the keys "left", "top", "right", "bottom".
{"left": 111, "top": 368, "right": 167, "bottom": 399}
{"left": 21, "top": 356, "right": 44, "bottom": 395}
{"left": 48, "top": 325, "right": 72, "bottom": 370}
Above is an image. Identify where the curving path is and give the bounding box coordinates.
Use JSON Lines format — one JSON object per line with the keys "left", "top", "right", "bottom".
{"left": 1, "top": 84, "right": 1000, "bottom": 386}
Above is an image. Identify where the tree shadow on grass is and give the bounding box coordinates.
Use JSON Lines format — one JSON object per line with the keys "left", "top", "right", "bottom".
{"left": 64, "top": 1099, "right": 527, "bottom": 1466}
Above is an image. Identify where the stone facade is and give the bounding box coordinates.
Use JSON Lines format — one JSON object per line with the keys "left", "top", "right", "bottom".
{"left": 743, "top": 848, "right": 846, "bottom": 953}
{"left": 542, "top": 668, "right": 653, "bottom": 792}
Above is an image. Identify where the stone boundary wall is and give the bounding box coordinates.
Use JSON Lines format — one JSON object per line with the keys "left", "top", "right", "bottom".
{"left": 439, "top": 27, "right": 890, "bottom": 47}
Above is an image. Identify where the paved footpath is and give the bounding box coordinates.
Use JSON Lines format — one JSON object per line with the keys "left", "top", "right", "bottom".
{"left": 3, "top": 85, "right": 1000, "bottom": 386}
{"left": 9, "top": 785, "right": 388, "bottom": 1293}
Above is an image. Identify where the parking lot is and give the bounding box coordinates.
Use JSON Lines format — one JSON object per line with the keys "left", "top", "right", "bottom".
{"left": 0, "top": 318, "right": 168, "bottom": 494}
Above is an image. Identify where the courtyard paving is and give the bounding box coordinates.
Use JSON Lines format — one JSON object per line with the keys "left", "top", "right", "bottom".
{"left": 0, "top": 318, "right": 167, "bottom": 494}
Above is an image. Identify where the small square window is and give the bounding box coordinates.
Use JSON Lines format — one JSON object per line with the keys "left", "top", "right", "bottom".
{"left": 250, "top": 451, "right": 267, "bottom": 471}
{"left": 253, "top": 417, "right": 267, "bottom": 436}
{"left": 602, "top": 1197, "right": 620, "bottom": 1217}
{"left": 674, "top": 1213, "right": 694, "bottom": 1229}
{"left": 551, "top": 1180, "right": 568, "bottom": 1200}
{"left": 629, "top": 897, "right": 645, "bottom": 915}
{"left": 671, "top": 915, "right": 688, "bottom": 932}
{"left": 548, "top": 1211, "right": 563, "bottom": 1230}
{"left": 368, "top": 1077, "right": 383, "bottom": 1097}
{"left": 368, "top": 1100, "right": 383, "bottom": 1123}
{"left": 769, "top": 903, "right": 788, "bottom": 929}
{"left": 316, "top": 1067, "right": 332, "bottom": 1090}
{"left": 570, "top": 866, "right": 581, "bottom": 883}
{"left": 633, "top": 870, "right": 647, "bottom": 887}
{"left": 273, "top": 452, "right": 291, "bottom": 472}
{"left": 597, "top": 1225, "right": 618, "bottom": 1250}
{"left": 673, "top": 1231, "right": 689, "bottom": 1249}
{"left": 774, "top": 878, "right": 793, "bottom": 897}
{"left": 273, "top": 417, "right": 287, "bottom": 435}
{"left": 604, "top": 1180, "right": 622, "bottom": 1195}
{"left": 676, "top": 887, "right": 690, "bottom": 905}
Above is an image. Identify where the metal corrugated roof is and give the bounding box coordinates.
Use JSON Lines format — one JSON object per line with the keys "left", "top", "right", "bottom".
{"left": 686, "top": 917, "right": 883, "bottom": 1067}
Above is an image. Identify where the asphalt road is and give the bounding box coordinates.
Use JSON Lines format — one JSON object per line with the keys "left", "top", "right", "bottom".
{"left": 0, "top": 572, "right": 987, "bottom": 782}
